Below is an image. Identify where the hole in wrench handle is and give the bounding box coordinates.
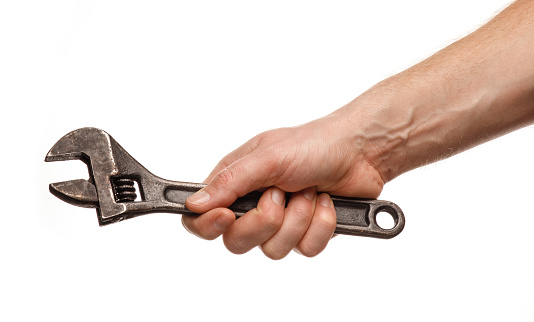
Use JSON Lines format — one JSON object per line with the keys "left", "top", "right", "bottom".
{"left": 165, "top": 186, "right": 404, "bottom": 239}
{"left": 332, "top": 197, "right": 405, "bottom": 239}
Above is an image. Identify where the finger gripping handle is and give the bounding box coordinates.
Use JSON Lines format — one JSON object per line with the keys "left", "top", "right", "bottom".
{"left": 164, "top": 186, "right": 405, "bottom": 238}
{"left": 227, "top": 193, "right": 404, "bottom": 238}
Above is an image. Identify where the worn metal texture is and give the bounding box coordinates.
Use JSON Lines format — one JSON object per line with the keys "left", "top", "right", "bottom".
{"left": 45, "top": 127, "right": 405, "bottom": 238}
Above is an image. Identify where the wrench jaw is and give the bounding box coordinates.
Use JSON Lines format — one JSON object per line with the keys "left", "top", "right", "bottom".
{"left": 45, "top": 127, "right": 174, "bottom": 226}
{"left": 49, "top": 179, "right": 99, "bottom": 208}
{"left": 45, "top": 128, "right": 131, "bottom": 225}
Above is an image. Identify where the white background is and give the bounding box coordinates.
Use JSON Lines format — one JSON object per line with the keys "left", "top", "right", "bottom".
{"left": 1, "top": 0, "right": 533, "bottom": 321}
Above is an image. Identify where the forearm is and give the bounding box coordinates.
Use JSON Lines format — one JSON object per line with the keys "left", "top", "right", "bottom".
{"left": 336, "top": 0, "right": 534, "bottom": 182}
{"left": 381, "top": 0, "right": 534, "bottom": 179}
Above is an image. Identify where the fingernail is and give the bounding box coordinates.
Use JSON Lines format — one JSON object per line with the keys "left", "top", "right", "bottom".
{"left": 271, "top": 188, "right": 285, "bottom": 207}
{"left": 214, "top": 214, "right": 233, "bottom": 230}
{"left": 302, "top": 187, "right": 315, "bottom": 201}
{"left": 318, "top": 193, "right": 332, "bottom": 208}
{"left": 188, "top": 190, "right": 210, "bottom": 205}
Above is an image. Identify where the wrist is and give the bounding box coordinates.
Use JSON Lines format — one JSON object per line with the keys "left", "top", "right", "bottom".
{"left": 338, "top": 80, "right": 419, "bottom": 183}
{"left": 334, "top": 68, "right": 485, "bottom": 183}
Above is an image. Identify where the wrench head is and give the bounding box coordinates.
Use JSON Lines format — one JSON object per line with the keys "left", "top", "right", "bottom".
{"left": 45, "top": 127, "right": 128, "bottom": 224}
{"left": 45, "top": 127, "right": 114, "bottom": 165}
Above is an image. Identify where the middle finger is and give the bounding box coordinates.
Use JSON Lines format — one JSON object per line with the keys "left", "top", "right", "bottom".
{"left": 260, "top": 187, "right": 316, "bottom": 260}
{"left": 222, "top": 187, "right": 286, "bottom": 254}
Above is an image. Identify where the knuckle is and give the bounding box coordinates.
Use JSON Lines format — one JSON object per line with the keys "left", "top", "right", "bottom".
{"left": 260, "top": 243, "right": 289, "bottom": 261}
{"left": 295, "top": 243, "right": 321, "bottom": 258}
{"left": 291, "top": 203, "right": 314, "bottom": 224}
{"left": 316, "top": 209, "right": 337, "bottom": 230}
{"left": 223, "top": 235, "right": 250, "bottom": 255}
{"left": 264, "top": 251, "right": 287, "bottom": 261}
{"left": 181, "top": 215, "right": 220, "bottom": 241}
{"left": 211, "top": 167, "right": 236, "bottom": 188}
{"left": 254, "top": 130, "right": 269, "bottom": 142}
{"left": 257, "top": 209, "right": 284, "bottom": 231}
{"left": 201, "top": 231, "right": 219, "bottom": 241}
{"left": 183, "top": 224, "right": 215, "bottom": 241}
{"left": 181, "top": 216, "right": 199, "bottom": 236}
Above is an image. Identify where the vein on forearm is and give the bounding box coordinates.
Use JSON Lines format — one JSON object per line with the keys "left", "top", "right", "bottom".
{"left": 355, "top": 0, "right": 534, "bottom": 182}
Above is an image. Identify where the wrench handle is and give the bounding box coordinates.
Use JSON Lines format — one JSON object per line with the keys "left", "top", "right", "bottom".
{"left": 164, "top": 185, "right": 404, "bottom": 239}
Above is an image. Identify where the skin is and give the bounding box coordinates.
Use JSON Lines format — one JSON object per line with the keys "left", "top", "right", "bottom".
{"left": 183, "top": 0, "right": 534, "bottom": 259}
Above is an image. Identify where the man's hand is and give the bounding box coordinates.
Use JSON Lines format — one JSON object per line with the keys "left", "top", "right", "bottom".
{"left": 183, "top": 118, "right": 385, "bottom": 259}
{"left": 183, "top": 0, "right": 534, "bottom": 259}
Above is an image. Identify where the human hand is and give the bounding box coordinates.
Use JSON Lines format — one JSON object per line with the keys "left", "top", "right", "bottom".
{"left": 183, "top": 0, "right": 534, "bottom": 260}
{"left": 183, "top": 114, "right": 386, "bottom": 259}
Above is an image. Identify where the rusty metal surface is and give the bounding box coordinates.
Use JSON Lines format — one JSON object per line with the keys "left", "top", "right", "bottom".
{"left": 45, "top": 127, "right": 405, "bottom": 238}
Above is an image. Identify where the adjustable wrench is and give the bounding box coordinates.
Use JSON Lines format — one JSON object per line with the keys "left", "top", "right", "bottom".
{"left": 45, "top": 127, "right": 405, "bottom": 238}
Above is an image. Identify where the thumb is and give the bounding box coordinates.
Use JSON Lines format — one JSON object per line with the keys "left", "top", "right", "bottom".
{"left": 186, "top": 154, "right": 272, "bottom": 213}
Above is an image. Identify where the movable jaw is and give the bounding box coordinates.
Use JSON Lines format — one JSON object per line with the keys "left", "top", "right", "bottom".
{"left": 45, "top": 127, "right": 127, "bottom": 225}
